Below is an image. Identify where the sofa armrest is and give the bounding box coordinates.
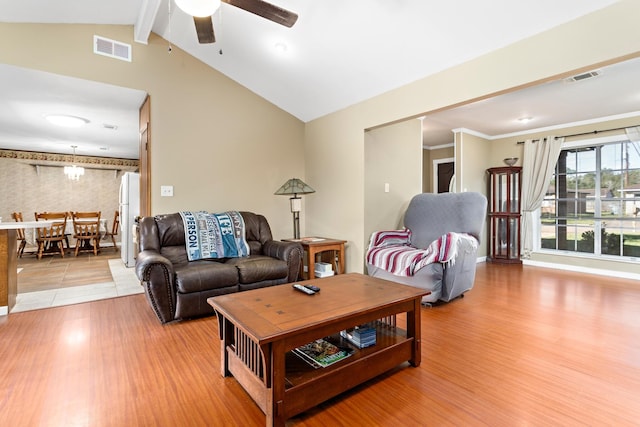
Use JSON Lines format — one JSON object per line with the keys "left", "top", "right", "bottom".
{"left": 135, "top": 250, "right": 177, "bottom": 324}
{"left": 262, "top": 240, "right": 304, "bottom": 282}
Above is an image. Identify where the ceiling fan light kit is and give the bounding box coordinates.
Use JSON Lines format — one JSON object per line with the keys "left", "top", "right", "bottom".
{"left": 175, "top": 0, "right": 221, "bottom": 17}
{"left": 177, "top": 0, "right": 299, "bottom": 44}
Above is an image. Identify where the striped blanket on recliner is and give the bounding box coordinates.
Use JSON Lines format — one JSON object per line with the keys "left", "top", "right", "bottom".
{"left": 366, "top": 229, "right": 477, "bottom": 276}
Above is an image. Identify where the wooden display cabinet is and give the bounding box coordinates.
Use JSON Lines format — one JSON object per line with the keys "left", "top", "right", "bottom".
{"left": 487, "top": 166, "right": 522, "bottom": 264}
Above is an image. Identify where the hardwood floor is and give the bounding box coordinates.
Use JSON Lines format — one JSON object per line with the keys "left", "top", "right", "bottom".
{"left": 17, "top": 249, "right": 120, "bottom": 293}
{"left": 13, "top": 249, "right": 142, "bottom": 313}
{"left": 1, "top": 263, "right": 639, "bottom": 426}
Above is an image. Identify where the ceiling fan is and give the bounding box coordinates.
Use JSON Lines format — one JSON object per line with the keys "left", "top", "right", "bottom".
{"left": 175, "top": 0, "right": 298, "bottom": 44}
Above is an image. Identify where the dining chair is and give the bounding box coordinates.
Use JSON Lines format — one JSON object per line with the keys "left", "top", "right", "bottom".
{"left": 71, "top": 211, "right": 102, "bottom": 256}
{"left": 11, "top": 212, "right": 27, "bottom": 257}
{"left": 34, "top": 211, "right": 68, "bottom": 259}
{"left": 102, "top": 210, "right": 119, "bottom": 251}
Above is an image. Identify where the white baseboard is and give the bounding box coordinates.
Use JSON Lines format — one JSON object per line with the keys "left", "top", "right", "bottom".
{"left": 523, "top": 259, "right": 640, "bottom": 281}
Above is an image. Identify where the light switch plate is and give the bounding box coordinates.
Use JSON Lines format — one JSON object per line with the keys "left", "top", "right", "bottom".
{"left": 160, "top": 185, "right": 173, "bottom": 197}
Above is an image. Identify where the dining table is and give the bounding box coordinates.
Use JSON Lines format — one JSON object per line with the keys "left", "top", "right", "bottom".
{"left": 24, "top": 218, "right": 109, "bottom": 248}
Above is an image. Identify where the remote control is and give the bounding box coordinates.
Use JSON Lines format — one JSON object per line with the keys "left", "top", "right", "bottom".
{"left": 293, "top": 283, "right": 315, "bottom": 295}
{"left": 304, "top": 284, "right": 320, "bottom": 292}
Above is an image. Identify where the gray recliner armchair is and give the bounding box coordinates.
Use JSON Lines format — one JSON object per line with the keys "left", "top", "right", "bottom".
{"left": 366, "top": 192, "right": 487, "bottom": 304}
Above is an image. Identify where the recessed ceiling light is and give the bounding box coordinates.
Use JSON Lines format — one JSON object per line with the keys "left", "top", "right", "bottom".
{"left": 517, "top": 117, "right": 533, "bottom": 123}
{"left": 274, "top": 42, "right": 288, "bottom": 53}
{"left": 45, "top": 114, "right": 90, "bottom": 128}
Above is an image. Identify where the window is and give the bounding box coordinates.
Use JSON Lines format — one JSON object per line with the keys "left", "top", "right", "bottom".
{"left": 540, "top": 138, "right": 640, "bottom": 258}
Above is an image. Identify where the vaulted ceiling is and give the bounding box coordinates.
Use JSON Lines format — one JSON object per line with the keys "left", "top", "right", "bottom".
{"left": 2, "top": 0, "right": 636, "bottom": 158}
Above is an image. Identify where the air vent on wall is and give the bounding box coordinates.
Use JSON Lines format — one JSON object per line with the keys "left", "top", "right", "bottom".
{"left": 94, "top": 35, "right": 131, "bottom": 62}
{"left": 564, "top": 70, "right": 601, "bottom": 83}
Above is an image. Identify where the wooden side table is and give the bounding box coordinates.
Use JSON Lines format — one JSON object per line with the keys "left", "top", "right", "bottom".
{"left": 284, "top": 238, "right": 346, "bottom": 280}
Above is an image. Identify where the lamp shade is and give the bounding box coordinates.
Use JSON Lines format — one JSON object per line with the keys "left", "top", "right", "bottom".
{"left": 175, "top": 0, "right": 221, "bottom": 17}
{"left": 274, "top": 178, "right": 315, "bottom": 196}
{"left": 275, "top": 178, "right": 314, "bottom": 239}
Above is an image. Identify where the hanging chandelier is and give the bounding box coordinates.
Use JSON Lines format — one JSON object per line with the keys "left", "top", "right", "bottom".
{"left": 64, "top": 145, "right": 85, "bottom": 181}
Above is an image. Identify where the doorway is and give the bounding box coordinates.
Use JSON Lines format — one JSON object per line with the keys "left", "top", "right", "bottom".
{"left": 433, "top": 157, "right": 455, "bottom": 193}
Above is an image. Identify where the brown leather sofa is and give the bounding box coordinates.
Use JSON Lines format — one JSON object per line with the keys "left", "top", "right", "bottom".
{"left": 135, "top": 212, "right": 303, "bottom": 323}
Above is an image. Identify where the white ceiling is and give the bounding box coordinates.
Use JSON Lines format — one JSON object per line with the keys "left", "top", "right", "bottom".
{"left": 0, "top": 63, "right": 147, "bottom": 159}
{"left": 423, "top": 56, "right": 640, "bottom": 147}
{"left": 1, "top": 0, "right": 636, "bottom": 159}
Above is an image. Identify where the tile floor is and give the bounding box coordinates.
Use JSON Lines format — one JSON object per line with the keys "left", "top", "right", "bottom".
{"left": 13, "top": 250, "right": 143, "bottom": 313}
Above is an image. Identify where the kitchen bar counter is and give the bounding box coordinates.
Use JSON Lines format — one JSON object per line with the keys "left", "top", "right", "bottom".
{"left": 0, "top": 221, "right": 51, "bottom": 315}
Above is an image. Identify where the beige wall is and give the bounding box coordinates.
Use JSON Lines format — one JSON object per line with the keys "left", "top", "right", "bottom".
{"left": 455, "top": 132, "right": 490, "bottom": 195}
{"left": 489, "top": 114, "right": 640, "bottom": 275}
{"left": 306, "top": 1, "right": 640, "bottom": 273}
{"left": 364, "top": 119, "right": 422, "bottom": 256}
{"left": 0, "top": 158, "right": 122, "bottom": 225}
{"left": 422, "top": 149, "right": 430, "bottom": 192}
{"left": 454, "top": 131, "right": 491, "bottom": 256}
{"left": 451, "top": 115, "right": 640, "bottom": 267}
{"left": 0, "top": 23, "right": 305, "bottom": 241}
{"left": 2, "top": 1, "right": 640, "bottom": 274}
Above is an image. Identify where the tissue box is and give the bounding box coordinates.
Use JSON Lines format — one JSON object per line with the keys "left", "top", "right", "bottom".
{"left": 315, "top": 270, "right": 335, "bottom": 278}
{"left": 314, "top": 262, "right": 333, "bottom": 273}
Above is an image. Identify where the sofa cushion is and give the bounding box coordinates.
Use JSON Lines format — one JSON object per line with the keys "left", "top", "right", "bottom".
{"left": 226, "top": 255, "right": 289, "bottom": 284}
{"left": 174, "top": 261, "right": 238, "bottom": 293}
{"left": 156, "top": 213, "right": 186, "bottom": 246}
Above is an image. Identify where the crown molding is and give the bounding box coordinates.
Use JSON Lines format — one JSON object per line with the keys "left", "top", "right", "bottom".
{"left": 423, "top": 142, "right": 454, "bottom": 150}
{"left": 451, "top": 127, "right": 492, "bottom": 140}
{"left": 0, "top": 148, "right": 139, "bottom": 169}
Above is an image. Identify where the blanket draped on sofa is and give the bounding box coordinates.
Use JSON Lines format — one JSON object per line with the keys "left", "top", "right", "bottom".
{"left": 179, "top": 211, "right": 249, "bottom": 261}
{"left": 366, "top": 230, "right": 477, "bottom": 276}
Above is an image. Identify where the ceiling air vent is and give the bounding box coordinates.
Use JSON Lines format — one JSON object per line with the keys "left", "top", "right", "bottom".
{"left": 94, "top": 35, "right": 131, "bottom": 62}
{"left": 564, "top": 70, "right": 601, "bottom": 83}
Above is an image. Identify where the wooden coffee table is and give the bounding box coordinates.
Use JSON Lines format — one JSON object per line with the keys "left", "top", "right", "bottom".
{"left": 207, "top": 273, "right": 429, "bottom": 426}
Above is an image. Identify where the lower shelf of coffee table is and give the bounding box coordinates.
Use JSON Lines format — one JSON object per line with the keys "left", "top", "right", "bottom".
{"left": 284, "top": 325, "right": 409, "bottom": 387}
{"left": 279, "top": 326, "right": 413, "bottom": 418}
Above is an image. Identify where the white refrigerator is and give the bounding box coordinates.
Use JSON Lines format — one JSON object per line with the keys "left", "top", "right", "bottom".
{"left": 119, "top": 172, "right": 140, "bottom": 267}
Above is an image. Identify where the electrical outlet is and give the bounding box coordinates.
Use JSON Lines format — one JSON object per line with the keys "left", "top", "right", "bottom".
{"left": 160, "top": 185, "right": 173, "bottom": 197}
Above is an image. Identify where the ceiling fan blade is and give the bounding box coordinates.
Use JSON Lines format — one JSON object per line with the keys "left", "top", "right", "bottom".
{"left": 193, "top": 16, "right": 216, "bottom": 44}
{"left": 224, "top": 0, "right": 298, "bottom": 28}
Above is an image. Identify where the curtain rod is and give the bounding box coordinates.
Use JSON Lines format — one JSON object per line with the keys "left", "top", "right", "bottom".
{"left": 516, "top": 124, "right": 639, "bottom": 144}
